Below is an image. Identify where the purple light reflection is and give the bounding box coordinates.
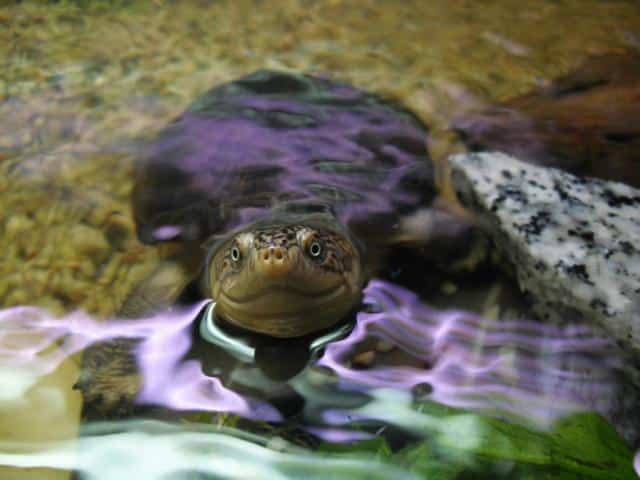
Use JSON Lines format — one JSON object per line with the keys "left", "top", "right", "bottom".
{"left": 134, "top": 303, "right": 280, "bottom": 421}
{"left": 0, "top": 278, "right": 634, "bottom": 443}
{"left": 0, "top": 302, "right": 280, "bottom": 422}
{"left": 135, "top": 70, "right": 433, "bottom": 246}
{"left": 319, "top": 280, "right": 627, "bottom": 429}
{"left": 304, "top": 427, "right": 374, "bottom": 444}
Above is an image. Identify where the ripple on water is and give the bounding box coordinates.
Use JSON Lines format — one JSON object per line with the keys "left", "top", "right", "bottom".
{"left": 0, "top": 280, "right": 637, "bottom": 478}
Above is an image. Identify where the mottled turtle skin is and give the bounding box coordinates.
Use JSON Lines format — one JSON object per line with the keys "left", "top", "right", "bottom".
{"left": 77, "top": 70, "right": 477, "bottom": 414}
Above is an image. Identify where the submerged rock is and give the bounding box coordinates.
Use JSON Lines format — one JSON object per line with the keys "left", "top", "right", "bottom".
{"left": 452, "top": 52, "right": 640, "bottom": 187}
{"left": 449, "top": 152, "right": 640, "bottom": 358}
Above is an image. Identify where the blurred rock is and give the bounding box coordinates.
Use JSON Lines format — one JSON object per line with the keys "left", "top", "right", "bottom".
{"left": 452, "top": 52, "right": 640, "bottom": 187}
{"left": 450, "top": 152, "right": 640, "bottom": 359}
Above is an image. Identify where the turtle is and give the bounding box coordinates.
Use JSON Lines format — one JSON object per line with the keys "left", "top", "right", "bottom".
{"left": 76, "top": 70, "right": 483, "bottom": 414}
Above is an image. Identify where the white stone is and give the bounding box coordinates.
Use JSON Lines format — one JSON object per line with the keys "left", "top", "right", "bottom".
{"left": 449, "top": 152, "right": 640, "bottom": 355}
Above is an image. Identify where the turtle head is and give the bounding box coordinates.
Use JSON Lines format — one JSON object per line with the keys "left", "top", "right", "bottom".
{"left": 206, "top": 213, "right": 364, "bottom": 338}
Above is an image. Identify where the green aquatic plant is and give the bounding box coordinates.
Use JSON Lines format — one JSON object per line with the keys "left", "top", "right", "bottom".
{"left": 317, "top": 405, "right": 636, "bottom": 480}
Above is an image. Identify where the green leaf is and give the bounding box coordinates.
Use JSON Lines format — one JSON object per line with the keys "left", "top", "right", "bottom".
{"left": 316, "top": 407, "right": 636, "bottom": 480}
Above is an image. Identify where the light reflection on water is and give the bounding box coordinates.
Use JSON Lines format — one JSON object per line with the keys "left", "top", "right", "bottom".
{"left": 0, "top": 420, "right": 416, "bottom": 480}
{"left": 0, "top": 280, "right": 636, "bottom": 478}
{"left": 319, "top": 280, "right": 631, "bottom": 432}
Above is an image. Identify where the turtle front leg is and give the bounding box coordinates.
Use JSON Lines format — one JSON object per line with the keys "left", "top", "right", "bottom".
{"left": 74, "top": 337, "right": 141, "bottom": 418}
{"left": 76, "top": 258, "right": 198, "bottom": 417}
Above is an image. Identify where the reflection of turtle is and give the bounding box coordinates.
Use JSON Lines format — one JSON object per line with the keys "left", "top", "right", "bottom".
{"left": 77, "top": 70, "right": 481, "bottom": 412}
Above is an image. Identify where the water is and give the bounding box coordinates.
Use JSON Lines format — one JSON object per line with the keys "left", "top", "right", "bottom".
{"left": 0, "top": 281, "right": 636, "bottom": 478}
{"left": 1, "top": 1, "right": 640, "bottom": 479}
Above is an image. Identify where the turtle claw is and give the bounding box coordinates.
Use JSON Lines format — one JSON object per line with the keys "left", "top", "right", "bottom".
{"left": 75, "top": 368, "right": 141, "bottom": 417}
{"left": 76, "top": 337, "right": 143, "bottom": 417}
{"left": 73, "top": 352, "right": 141, "bottom": 416}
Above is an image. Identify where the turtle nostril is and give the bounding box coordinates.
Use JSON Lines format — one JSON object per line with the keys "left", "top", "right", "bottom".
{"left": 261, "top": 248, "right": 285, "bottom": 262}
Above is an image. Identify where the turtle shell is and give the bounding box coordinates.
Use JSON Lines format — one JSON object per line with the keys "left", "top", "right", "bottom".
{"left": 133, "top": 70, "right": 435, "bottom": 245}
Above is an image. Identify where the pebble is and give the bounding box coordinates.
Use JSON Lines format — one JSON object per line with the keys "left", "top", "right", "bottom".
{"left": 352, "top": 350, "right": 376, "bottom": 368}
{"left": 374, "top": 339, "right": 395, "bottom": 353}
{"left": 68, "top": 224, "right": 111, "bottom": 263}
{"left": 307, "top": 366, "right": 337, "bottom": 386}
{"left": 440, "top": 281, "right": 458, "bottom": 295}
{"left": 5, "top": 214, "right": 35, "bottom": 238}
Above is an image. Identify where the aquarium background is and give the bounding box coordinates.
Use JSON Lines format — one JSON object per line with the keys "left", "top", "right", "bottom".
{"left": 1, "top": 1, "right": 639, "bottom": 479}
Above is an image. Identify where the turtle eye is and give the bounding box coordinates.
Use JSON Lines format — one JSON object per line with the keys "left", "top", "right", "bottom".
{"left": 230, "top": 245, "right": 241, "bottom": 263}
{"left": 308, "top": 240, "right": 323, "bottom": 259}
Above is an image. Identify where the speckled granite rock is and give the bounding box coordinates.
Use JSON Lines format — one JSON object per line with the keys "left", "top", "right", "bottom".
{"left": 449, "top": 152, "right": 640, "bottom": 356}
